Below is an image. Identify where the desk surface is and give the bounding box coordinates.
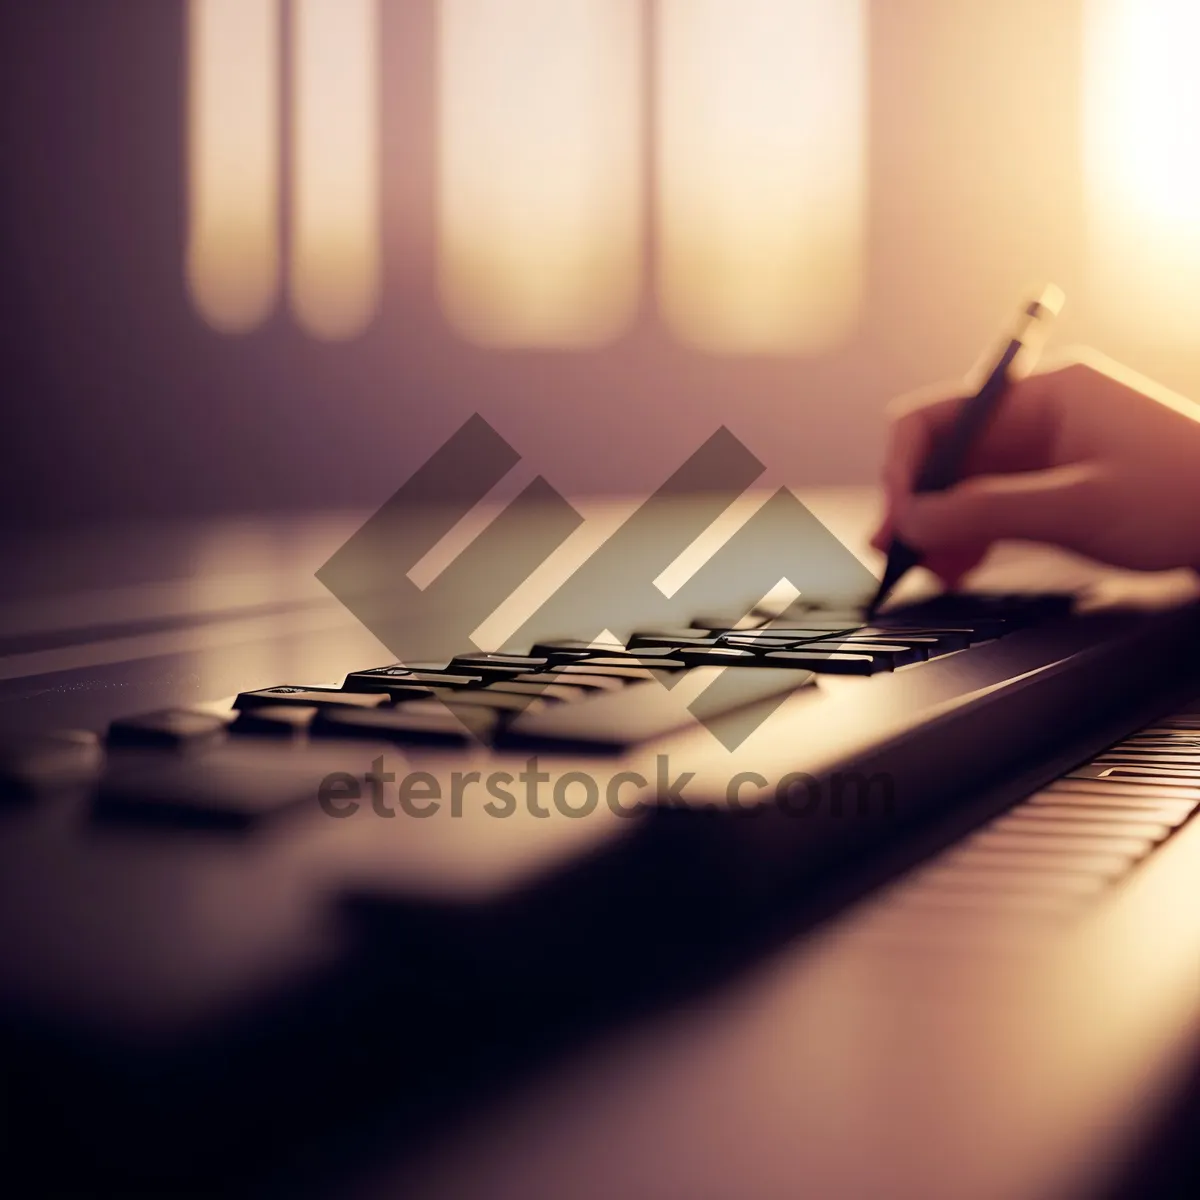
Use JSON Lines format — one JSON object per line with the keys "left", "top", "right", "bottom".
{"left": 6, "top": 493, "right": 1200, "bottom": 1200}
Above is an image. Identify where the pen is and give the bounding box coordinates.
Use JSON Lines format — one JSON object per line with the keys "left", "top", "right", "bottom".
{"left": 866, "top": 284, "right": 1064, "bottom": 618}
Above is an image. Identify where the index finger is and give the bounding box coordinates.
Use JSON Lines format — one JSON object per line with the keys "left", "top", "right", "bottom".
{"left": 880, "top": 372, "right": 1064, "bottom": 499}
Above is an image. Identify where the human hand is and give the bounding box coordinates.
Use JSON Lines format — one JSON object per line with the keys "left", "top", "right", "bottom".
{"left": 871, "top": 350, "right": 1200, "bottom": 585}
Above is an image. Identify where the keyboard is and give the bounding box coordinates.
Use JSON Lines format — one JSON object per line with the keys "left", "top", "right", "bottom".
{"left": 3, "top": 586, "right": 1200, "bottom": 1195}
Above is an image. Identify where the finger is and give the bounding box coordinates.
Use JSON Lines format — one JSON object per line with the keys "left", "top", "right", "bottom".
{"left": 881, "top": 370, "right": 1068, "bottom": 498}
{"left": 894, "top": 462, "right": 1107, "bottom": 554}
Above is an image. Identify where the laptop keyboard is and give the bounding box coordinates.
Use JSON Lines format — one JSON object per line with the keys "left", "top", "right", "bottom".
{"left": 0, "top": 590, "right": 1076, "bottom": 821}
{"left": 196, "top": 592, "right": 1074, "bottom": 759}
{"left": 5, "top": 586, "right": 1200, "bottom": 1194}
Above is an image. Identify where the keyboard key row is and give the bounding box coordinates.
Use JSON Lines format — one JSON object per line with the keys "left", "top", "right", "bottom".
{"left": 866, "top": 696, "right": 1200, "bottom": 949}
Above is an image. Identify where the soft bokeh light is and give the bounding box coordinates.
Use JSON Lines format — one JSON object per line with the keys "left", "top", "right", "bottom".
{"left": 186, "top": 0, "right": 281, "bottom": 334}
{"left": 1085, "top": 0, "right": 1200, "bottom": 346}
{"left": 657, "top": 0, "right": 866, "bottom": 354}
{"left": 438, "top": 0, "right": 642, "bottom": 348}
{"left": 290, "top": 0, "right": 382, "bottom": 341}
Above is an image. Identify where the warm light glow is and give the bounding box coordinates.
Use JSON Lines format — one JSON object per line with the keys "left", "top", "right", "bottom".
{"left": 438, "top": 0, "right": 642, "bottom": 347}
{"left": 291, "top": 0, "right": 382, "bottom": 340}
{"left": 186, "top": 0, "right": 281, "bottom": 334}
{"left": 1085, "top": 0, "right": 1200, "bottom": 344}
{"left": 658, "top": 0, "right": 866, "bottom": 354}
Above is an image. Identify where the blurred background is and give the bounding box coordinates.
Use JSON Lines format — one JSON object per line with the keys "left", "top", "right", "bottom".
{"left": 2, "top": 0, "right": 1197, "bottom": 524}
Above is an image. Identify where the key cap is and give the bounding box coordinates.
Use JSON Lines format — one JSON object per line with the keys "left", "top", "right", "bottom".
{"left": 840, "top": 629, "right": 972, "bottom": 651}
{"left": 481, "top": 681, "right": 592, "bottom": 703}
{"left": 885, "top": 888, "right": 1085, "bottom": 916}
{"left": 312, "top": 705, "right": 495, "bottom": 747}
{"left": 688, "top": 614, "right": 767, "bottom": 632}
{"left": 1017, "top": 799, "right": 1196, "bottom": 826}
{"left": 230, "top": 705, "right": 321, "bottom": 738}
{"left": 544, "top": 664, "right": 670, "bottom": 682}
{"left": 572, "top": 655, "right": 688, "bottom": 671}
{"left": 670, "top": 647, "right": 760, "bottom": 666}
{"left": 344, "top": 667, "right": 485, "bottom": 691}
{"left": 1112, "top": 740, "right": 1200, "bottom": 755}
{"left": 991, "top": 815, "right": 1171, "bottom": 841}
{"left": 720, "top": 631, "right": 834, "bottom": 648}
{"left": 967, "top": 829, "right": 1155, "bottom": 857}
{"left": 500, "top": 667, "right": 815, "bottom": 753}
{"left": 0, "top": 731, "right": 104, "bottom": 796}
{"left": 1095, "top": 753, "right": 1200, "bottom": 767}
{"left": 94, "top": 743, "right": 347, "bottom": 829}
{"left": 528, "top": 640, "right": 626, "bottom": 658}
{"left": 874, "top": 608, "right": 1013, "bottom": 638}
{"left": 564, "top": 646, "right": 686, "bottom": 661}
{"left": 797, "top": 640, "right": 925, "bottom": 667}
{"left": 107, "top": 709, "right": 231, "bottom": 751}
{"left": 1046, "top": 779, "right": 1200, "bottom": 802}
{"left": 510, "top": 672, "right": 626, "bottom": 692}
{"left": 626, "top": 635, "right": 725, "bottom": 650}
{"left": 717, "top": 638, "right": 919, "bottom": 668}
{"left": 762, "top": 619, "right": 863, "bottom": 634}
{"left": 1154, "top": 716, "right": 1200, "bottom": 731}
{"left": 703, "top": 647, "right": 886, "bottom": 672}
{"left": 402, "top": 693, "right": 552, "bottom": 716}
{"left": 451, "top": 654, "right": 550, "bottom": 676}
{"left": 1070, "top": 764, "right": 1200, "bottom": 784}
{"left": 946, "top": 846, "right": 1136, "bottom": 877}
{"left": 763, "top": 649, "right": 888, "bottom": 675}
{"left": 628, "top": 628, "right": 723, "bottom": 643}
{"left": 236, "top": 687, "right": 393, "bottom": 711}
{"left": 915, "top": 864, "right": 1109, "bottom": 896}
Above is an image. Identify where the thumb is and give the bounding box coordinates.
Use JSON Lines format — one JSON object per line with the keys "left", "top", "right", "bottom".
{"left": 895, "top": 463, "right": 1107, "bottom": 555}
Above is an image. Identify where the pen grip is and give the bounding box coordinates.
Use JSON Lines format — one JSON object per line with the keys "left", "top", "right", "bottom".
{"left": 912, "top": 338, "right": 1022, "bottom": 495}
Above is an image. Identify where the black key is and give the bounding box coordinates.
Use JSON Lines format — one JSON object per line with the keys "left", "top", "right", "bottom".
{"left": 529, "top": 640, "right": 626, "bottom": 658}
{"left": 688, "top": 614, "right": 767, "bottom": 632}
{"left": 673, "top": 644, "right": 891, "bottom": 674}
{"left": 544, "top": 664, "right": 669, "bottom": 682}
{"left": 849, "top": 628, "right": 973, "bottom": 650}
{"left": 629, "top": 628, "right": 719, "bottom": 642}
{"left": 762, "top": 620, "right": 863, "bottom": 635}
{"left": 510, "top": 672, "right": 626, "bottom": 692}
{"left": 451, "top": 653, "right": 550, "bottom": 676}
{"left": 482, "top": 681, "right": 592, "bottom": 703}
{"left": 0, "top": 731, "right": 104, "bottom": 796}
{"left": 312, "top": 705, "right": 495, "bottom": 747}
{"left": 650, "top": 647, "right": 757, "bottom": 667}
{"left": 94, "top": 743, "right": 345, "bottom": 829}
{"left": 1095, "top": 752, "right": 1200, "bottom": 768}
{"left": 1047, "top": 779, "right": 1200, "bottom": 802}
{"left": 764, "top": 649, "right": 888, "bottom": 675}
{"left": 720, "top": 631, "right": 830, "bottom": 648}
{"left": 626, "top": 634, "right": 724, "bottom": 650}
{"left": 1126, "top": 726, "right": 1200, "bottom": 741}
{"left": 421, "top": 692, "right": 553, "bottom": 715}
{"left": 501, "top": 667, "right": 816, "bottom": 753}
{"left": 567, "top": 646, "right": 684, "bottom": 661}
{"left": 573, "top": 655, "right": 688, "bottom": 671}
{"left": 107, "top": 709, "right": 232, "bottom": 751}
{"left": 230, "top": 705, "right": 321, "bottom": 738}
{"left": 1070, "top": 764, "right": 1200, "bottom": 784}
{"left": 799, "top": 640, "right": 925, "bottom": 667}
{"left": 236, "top": 687, "right": 393, "bottom": 711}
{"left": 346, "top": 668, "right": 485, "bottom": 691}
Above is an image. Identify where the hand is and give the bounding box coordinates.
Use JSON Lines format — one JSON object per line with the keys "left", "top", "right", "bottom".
{"left": 871, "top": 349, "right": 1200, "bottom": 586}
